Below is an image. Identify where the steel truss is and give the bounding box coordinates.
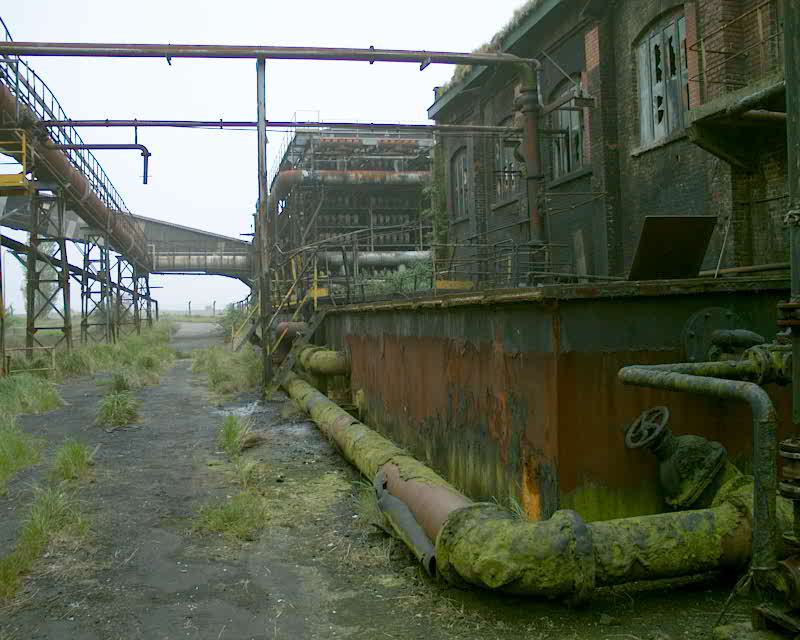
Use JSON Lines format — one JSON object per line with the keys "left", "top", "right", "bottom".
{"left": 25, "top": 191, "right": 73, "bottom": 354}
{"left": 80, "top": 231, "right": 114, "bottom": 344}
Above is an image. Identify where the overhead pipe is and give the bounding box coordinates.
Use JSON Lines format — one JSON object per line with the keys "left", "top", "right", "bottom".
{"left": 0, "top": 82, "right": 150, "bottom": 270}
{"left": 282, "top": 372, "right": 792, "bottom": 601}
{"left": 319, "top": 250, "right": 430, "bottom": 268}
{"left": 38, "top": 119, "right": 523, "bottom": 136}
{"left": 47, "top": 142, "right": 151, "bottom": 184}
{"left": 619, "top": 350, "right": 791, "bottom": 586}
{"left": 516, "top": 62, "right": 545, "bottom": 244}
{"left": 0, "top": 42, "right": 534, "bottom": 67}
{"left": 267, "top": 169, "right": 429, "bottom": 219}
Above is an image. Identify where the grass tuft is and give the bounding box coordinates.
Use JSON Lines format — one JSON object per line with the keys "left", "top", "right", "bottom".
{"left": 96, "top": 391, "right": 139, "bottom": 429}
{"left": 0, "top": 415, "right": 43, "bottom": 495}
{"left": 0, "top": 486, "right": 88, "bottom": 598}
{"left": 51, "top": 440, "right": 94, "bottom": 482}
{"left": 0, "top": 374, "right": 62, "bottom": 417}
{"left": 218, "top": 416, "right": 252, "bottom": 459}
{"left": 193, "top": 491, "right": 268, "bottom": 541}
{"left": 234, "top": 457, "right": 259, "bottom": 489}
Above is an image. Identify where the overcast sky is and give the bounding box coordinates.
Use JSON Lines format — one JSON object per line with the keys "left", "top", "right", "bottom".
{"left": 1, "top": 0, "right": 525, "bottom": 312}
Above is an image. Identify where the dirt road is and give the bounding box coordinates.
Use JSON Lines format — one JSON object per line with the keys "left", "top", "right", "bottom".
{"left": 0, "top": 323, "right": 756, "bottom": 639}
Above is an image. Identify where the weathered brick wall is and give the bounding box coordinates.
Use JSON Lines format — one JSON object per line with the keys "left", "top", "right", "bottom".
{"left": 610, "top": 0, "right": 734, "bottom": 271}
{"left": 731, "top": 129, "right": 789, "bottom": 265}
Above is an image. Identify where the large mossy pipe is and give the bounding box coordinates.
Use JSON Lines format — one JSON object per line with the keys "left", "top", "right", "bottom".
{"left": 282, "top": 374, "right": 790, "bottom": 602}
{"left": 619, "top": 362, "right": 779, "bottom": 582}
{"left": 296, "top": 346, "right": 350, "bottom": 377}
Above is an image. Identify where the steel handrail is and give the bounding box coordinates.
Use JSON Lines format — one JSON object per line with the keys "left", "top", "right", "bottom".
{"left": 0, "top": 16, "right": 147, "bottom": 256}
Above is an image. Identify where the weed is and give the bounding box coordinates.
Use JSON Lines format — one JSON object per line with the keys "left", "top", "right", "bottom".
{"left": 492, "top": 495, "right": 528, "bottom": 520}
{"left": 0, "top": 374, "right": 62, "bottom": 417}
{"left": 96, "top": 391, "right": 139, "bottom": 428}
{"left": 0, "top": 416, "right": 43, "bottom": 495}
{"left": 193, "top": 346, "right": 262, "bottom": 397}
{"left": 108, "top": 372, "right": 131, "bottom": 393}
{"left": 193, "top": 491, "right": 268, "bottom": 541}
{"left": 51, "top": 440, "right": 93, "bottom": 482}
{"left": 218, "top": 416, "right": 252, "bottom": 459}
{"left": 0, "top": 486, "right": 88, "bottom": 598}
{"left": 234, "top": 457, "right": 259, "bottom": 488}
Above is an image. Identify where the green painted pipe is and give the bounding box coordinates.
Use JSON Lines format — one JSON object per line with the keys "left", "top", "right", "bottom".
{"left": 281, "top": 374, "right": 791, "bottom": 603}
{"left": 296, "top": 346, "right": 350, "bottom": 377}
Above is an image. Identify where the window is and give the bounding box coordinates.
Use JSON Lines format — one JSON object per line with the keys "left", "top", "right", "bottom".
{"left": 637, "top": 15, "right": 689, "bottom": 144}
{"left": 451, "top": 148, "right": 468, "bottom": 219}
{"left": 494, "top": 118, "right": 523, "bottom": 201}
{"left": 551, "top": 78, "right": 585, "bottom": 179}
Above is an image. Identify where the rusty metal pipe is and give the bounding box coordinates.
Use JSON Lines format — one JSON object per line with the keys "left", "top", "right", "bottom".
{"left": 283, "top": 373, "right": 790, "bottom": 602}
{"left": 0, "top": 82, "right": 150, "bottom": 269}
{"left": 618, "top": 363, "right": 779, "bottom": 582}
{"left": 0, "top": 41, "right": 533, "bottom": 67}
{"left": 267, "top": 169, "right": 429, "bottom": 219}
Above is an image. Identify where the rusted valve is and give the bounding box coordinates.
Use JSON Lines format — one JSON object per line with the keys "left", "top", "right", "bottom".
{"left": 625, "top": 406, "right": 727, "bottom": 509}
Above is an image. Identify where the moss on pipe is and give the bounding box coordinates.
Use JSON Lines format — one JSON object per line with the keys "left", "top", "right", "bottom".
{"left": 283, "top": 373, "right": 792, "bottom": 603}
{"left": 296, "top": 346, "right": 350, "bottom": 377}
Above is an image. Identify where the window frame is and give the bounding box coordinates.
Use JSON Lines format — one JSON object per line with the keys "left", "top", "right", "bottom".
{"left": 450, "top": 147, "right": 469, "bottom": 220}
{"left": 493, "top": 117, "right": 523, "bottom": 203}
{"left": 637, "top": 13, "right": 689, "bottom": 145}
{"left": 550, "top": 76, "right": 586, "bottom": 180}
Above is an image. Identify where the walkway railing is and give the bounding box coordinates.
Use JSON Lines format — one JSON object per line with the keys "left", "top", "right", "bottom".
{"left": 0, "top": 16, "right": 147, "bottom": 257}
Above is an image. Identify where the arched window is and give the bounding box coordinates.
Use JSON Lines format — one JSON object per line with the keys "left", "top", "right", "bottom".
{"left": 451, "top": 147, "right": 468, "bottom": 219}
{"left": 637, "top": 13, "right": 689, "bottom": 144}
{"left": 551, "top": 77, "right": 585, "bottom": 179}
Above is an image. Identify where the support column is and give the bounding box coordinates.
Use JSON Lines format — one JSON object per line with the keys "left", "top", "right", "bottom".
{"left": 25, "top": 192, "right": 73, "bottom": 356}
{"left": 256, "top": 57, "right": 274, "bottom": 392}
{"left": 787, "top": 0, "right": 800, "bottom": 424}
{"left": 80, "top": 231, "right": 113, "bottom": 344}
{"left": 114, "top": 257, "right": 142, "bottom": 338}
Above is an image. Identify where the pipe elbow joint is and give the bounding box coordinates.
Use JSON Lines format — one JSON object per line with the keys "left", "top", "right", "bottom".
{"left": 435, "top": 504, "right": 595, "bottom": 604}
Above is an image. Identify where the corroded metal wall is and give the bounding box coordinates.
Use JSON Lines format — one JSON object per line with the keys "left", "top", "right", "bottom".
{"left": 323, "top": 278, "right": 792, "bottom": 522}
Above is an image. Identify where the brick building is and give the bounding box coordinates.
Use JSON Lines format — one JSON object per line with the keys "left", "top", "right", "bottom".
{"left": 428, "top": 0, "right": 787, "bottom": 282}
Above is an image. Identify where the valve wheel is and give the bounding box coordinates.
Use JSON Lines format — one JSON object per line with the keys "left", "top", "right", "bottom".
{"left": 625, "top": 406, "right": 670, "bottom": 449}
